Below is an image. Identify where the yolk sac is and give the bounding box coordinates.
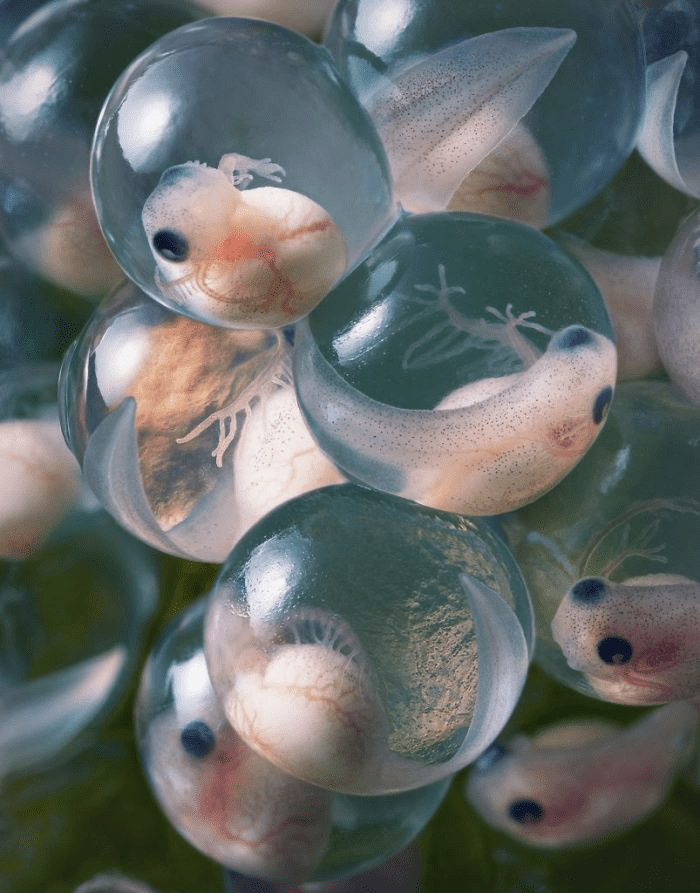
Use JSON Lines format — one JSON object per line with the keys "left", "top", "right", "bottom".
{"left": 207, "top": 607, "right": 387, "bottom": 794}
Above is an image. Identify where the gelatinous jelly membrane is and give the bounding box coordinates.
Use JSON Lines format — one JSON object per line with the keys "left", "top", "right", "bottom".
{"left": 141, "top": 154, "right": 348, "bottom": 329}
{"left": 552, "top": 573, "right": 700, "bottom": 705}
{"left": 91, "top": 17, "right": 395, "bottom": 324}
{"left": 205, "top": 484, "right": 532, "bottom": 794}
{"left": 0, "top": 509, "right": 158, "bottom": 779}
{"left": 139, "top": 598, "right": 450, "bottom": 883}
{"left": 465, "top": 701, "right": 699, "bottom": 848}
{"left": 326, "top": 0, "right": 646, "bottom": 224}
{"left": 73, "top": 874, "right": 162, "bottom": 893}
{"left": 59, "top": 281, "right": 344, "bottom": 562}
{"left": 637, "top": 2, "right": 700, "bottom": 198}
{"left": 653, "top": 206, "right": 700, "bottom": 405}
{"left": 0, "top": 0, "right": 203, "bottom": 296}
{"left": 501, "top": 381, "right": 700, "bottom": 701}
{"left": 361, "top": 27, "right": 574, "bottom": 220}
{"left": 295, "top": 215, "right": 616, "bottom": 516}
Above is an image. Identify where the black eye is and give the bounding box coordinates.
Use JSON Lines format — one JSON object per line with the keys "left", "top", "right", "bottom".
{"left": 552, "top": 325, "right": 592, "bottom": 351}
{"left": 571, "top": 578, "right": 607, "bottom": 603}
{"left": 153, "top": 229, "right": 188, "bottom": 262}
{"left": 593, "top": 386, "right": 613, "bottom": 425}
{"left": 180, "top": 720, "right": 215, "bottom": 758}
{"left": 508, "top": 800, "right": 544, "bottom": 824}
{"left": 597, "top": 636, "right": 633, "bottom": 665}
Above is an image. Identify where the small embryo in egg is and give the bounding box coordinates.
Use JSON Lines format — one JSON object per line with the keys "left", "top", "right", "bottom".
{"left": 465, "top": 701, "right": 698, "bottom": 848}
{"left": 141, "top": 153, "right": 347, "bottom": 328}
{"left": 552, "top": 573, "right": 700, "bottom": 705}
{"left": 294, "top": 212, "right": 617, "bottom": 517}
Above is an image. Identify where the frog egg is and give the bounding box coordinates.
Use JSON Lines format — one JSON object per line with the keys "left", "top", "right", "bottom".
{"left": 326, "top": 0, "right": 645, "bottom": 225}
{"left": 91, "top": 17, "right": 396, "bottom": 329}
{"left": 500, "top": 380, "right": 700, "bottom": 702}
{"left": 636, "top": 2, "right": 700, "bottom": 198}
{"left": 0, "top": 503, "right": 158, "bottom": 780}
{"left": 204, "top": 483, "right": 532, "bottom": 795}
{"left": 59, "top": 280, "right": 345, "bottom": 563}
{"left": 0, "top": 0, "right": 205, "bottom": 298}
{"left": 653, "top": 206, "right": 700, "bottom": 405}
{"left": 293, "top": 212, "right": 616, "bottom": 517}
{"left": 138, "top": 598, "right": 450, "bottom": 883}
{"left": 465, "top": 702, "right": 699, "bottom": 848}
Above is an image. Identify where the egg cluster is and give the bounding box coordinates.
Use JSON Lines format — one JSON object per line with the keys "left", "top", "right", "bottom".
{"left": 3, "top": 1, "right": 700, "bottom": 892}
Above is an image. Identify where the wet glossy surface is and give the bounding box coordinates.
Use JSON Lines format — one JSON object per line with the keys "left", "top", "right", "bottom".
{"left": 59, "top": 281, "right": 344, "bottom": 562}
{"left": 326, "top": 0, "right": 645, "bottom": 224}
{"left": 138, "top": 598, "right": 449, "bottom": 883}
{"left": 91, "top": 16, "right": 395, "bottom": 327}
{"left": 0, "top": 0, "right": 203, "bottom": 296}
{"left": 205, "top": 484, "right": 532, "bottom": 794}
{"left": 503, "top": 381, "right": 700, "bottom": 703}
{"left": 295, "top": 213, "right": 615, "bottom": 515}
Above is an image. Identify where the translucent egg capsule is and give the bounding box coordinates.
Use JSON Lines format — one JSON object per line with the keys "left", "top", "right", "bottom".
{"left": 357, "top": 26, "right": 575, "bottom": 222}
{"left": 465, "top": 702, "right": 699, "bottom": 848}
{"left": 294, "top": 213, "right": 616, "bottom": 516}
{"left": 205, "top": 484, "right": 532, "bottom": 795}
{"left": 636, "top": 1, "right": 700, "bottom": 198}
{"left": 138, "top": 598, "right": 449, "bottom": 883}
{"left": 0, "top": 505, "right": 158, "bottom": 779}
{"left": 653, "top": 206, "right": 700, "bottom": 406}
{"left": 91, "top": 17, "right": 396, "bottom": 328}
{"left": 326, "top": 0, "right": 646, "bottom": 225}
{"left": 59, "top": 280, "right": 345, "bottom": 563}
{"left": 0, "top": 0, "right": 205, "bottom": 297}
{"left": 501, "top": 381, "right": 700, "bottom": 703}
